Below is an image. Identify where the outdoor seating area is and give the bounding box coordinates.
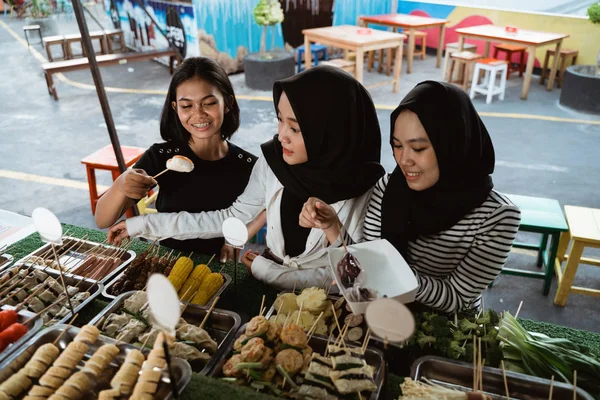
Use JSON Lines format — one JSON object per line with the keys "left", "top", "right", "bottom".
{"left": 0, "top": 0, "right": 599, "bottom": 400}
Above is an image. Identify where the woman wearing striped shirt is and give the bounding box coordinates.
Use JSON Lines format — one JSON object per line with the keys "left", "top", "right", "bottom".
{"left": 300, "top": 81, "right": 521, "bottom": 313}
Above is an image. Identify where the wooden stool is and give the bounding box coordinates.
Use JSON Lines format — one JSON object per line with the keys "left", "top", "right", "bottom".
{"left": 104, "top": 29, "right": 126, "bottom": 53}
{"left": 371, "top": 31, "right": 426, "bottom": 75}
{"left": 320, "top": 59, "right": 356, "bottom": 75}
{"left": 447, "top": 51, "right": 483, "bottom": 90}
{"left": 413, "top": 31, "right": 427, "bottom": 60}
{"left": 500, "top": 194, "right": 568, "bottom": 295}
{"left": 43, "top": 35, "right": 66, "bottom": 62}
{"left": 65, "top": 33, "right": 84, "bottom": 59}
{"left": 540, "top": 48, "right": 578, "bottom": 88}
{"left": 443, "top": 42, "right": 477, "bottom": 81}
{"left": 554, "top": 206, "right": 600, "bottom": 306}
{"left": 81, "top": 145, "right": 145, "bottom": 218}
{"left": 23, "top": 25, "right": 42, "bottom": 47}
{"left": 493, "top": 44, "right": 526, "bottom": 79}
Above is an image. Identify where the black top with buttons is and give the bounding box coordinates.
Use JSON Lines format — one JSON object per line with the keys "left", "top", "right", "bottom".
{"left": 134, "top": 140, "right": 257, "bottom": 255}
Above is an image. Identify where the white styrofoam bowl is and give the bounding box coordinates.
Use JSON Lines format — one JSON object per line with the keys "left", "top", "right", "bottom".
{"left": 327, "top": 239, "right": 418, "bottom": 315}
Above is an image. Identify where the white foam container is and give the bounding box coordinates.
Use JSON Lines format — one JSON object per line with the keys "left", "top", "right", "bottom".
{"left": 327, "top": 239, "right": 418, "bottom": 315}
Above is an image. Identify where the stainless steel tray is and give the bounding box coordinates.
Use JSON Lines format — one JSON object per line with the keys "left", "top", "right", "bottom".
{"left": 89, "top": 290, "right": 241, "bottom": 375}
{"left": 210, "top": 322, "right": 385, "bottom": 400}
{"left": 0, "top": 253, "right": 14, "bottom": 272}
{"left": 0, "top": 305, "right": 44, "bottom": 364}
{"left": 102, "top": 266, "right": 232, "bottom": 307}
{"left": 0, "top": 265, "right": 103, "bottom": 327}
{"left": 0, "top": 324, "right": 192, "bottom": 400}
{"left": 410, "top": 355, "right": 594, "bottom": 400}
{"left": 13, "top": 236, "right": 136, "bottom": 285}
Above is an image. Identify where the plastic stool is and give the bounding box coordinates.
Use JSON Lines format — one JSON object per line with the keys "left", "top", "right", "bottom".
{"left": 443, "top": 42, "right": 477, "bottom": 80}
{"left": 23, "top": 25, "right": 42, "bottom": 47}
{"left": 469, "top": 58, "right": 508, "bottom": 104}
{"left": 297, "top": 44, "right": 328, "bottom": 72}
{"left": 257, "top": 223, "right": 267, "bottom": 245}
{"left": 80, "top": 145, "right": 145, "bottom": 217}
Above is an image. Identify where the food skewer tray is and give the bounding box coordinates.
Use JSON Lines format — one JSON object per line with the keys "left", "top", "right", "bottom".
{"left": 0, "top": 324, "right": 192, "bottom": 400}
{"left": 13, "top": 236, "right": 136, "bottom": 284}
{"left": 210, "top": 323, "right": 386, "bottom": 400}
{"left": 410, "top": 355, "right": 594, "bottom": 400}
{"left": 0, "top": 267, "right": 103, "bottom": 327}
{"left": 89, "top": 290, "right": 241, "bottom": 375}
{"left": 102, "top": 268, "right": 232, "bottom": 308}
{"left": 0, "top": 305, "right": 44, "bottom": 364}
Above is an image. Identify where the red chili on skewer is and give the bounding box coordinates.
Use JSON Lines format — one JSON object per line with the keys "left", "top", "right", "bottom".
{"left": 0, "top": 323, "right": 28, "bottom": 352}
{"left": 0, "top": 310, "right": 18, "bottom": 332}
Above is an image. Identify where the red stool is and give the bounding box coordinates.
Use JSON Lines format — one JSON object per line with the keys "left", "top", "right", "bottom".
{"left": 493, "top": 44, "right": 526, "bottom": 79}
{"left": 81, "top": 145, "right": 145, "bottom": 217}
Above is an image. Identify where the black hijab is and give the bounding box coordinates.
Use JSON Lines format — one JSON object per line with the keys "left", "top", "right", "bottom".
{"left": 381, "top": 81, "right": 495, "bottom": 258}
{"left": 261, "top": 66, "right": 385, "bottom": 256}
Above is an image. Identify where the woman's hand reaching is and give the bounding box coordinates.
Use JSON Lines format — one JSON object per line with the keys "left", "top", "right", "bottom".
{"left": 107, "top": 220, "right": 130, "bottom": 245}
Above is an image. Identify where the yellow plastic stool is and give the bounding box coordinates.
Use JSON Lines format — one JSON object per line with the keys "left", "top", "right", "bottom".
{"left": 554, "top": 205, "right": 600, "bottom": 306}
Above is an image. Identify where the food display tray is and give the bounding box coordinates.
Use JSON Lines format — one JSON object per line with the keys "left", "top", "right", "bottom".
{"left": 410, "top": 355, "right": 594, "bottom": 400}
{"left": 210, "top": 323, "right": 386, "bottom": 400}
{"left": 13, "top": 236, "right": 136, "bottom": 285}
{"left": 0, "top": 305, "right": 44, "bottom": 364}
{"left": 0, "top": 253, "right": 14, "bottom": 272}
{"left": 89, "top": 290, "right": 241, "bottom": 375}
{"left": 0, "top": 324, "right": 192, "bottom": 400}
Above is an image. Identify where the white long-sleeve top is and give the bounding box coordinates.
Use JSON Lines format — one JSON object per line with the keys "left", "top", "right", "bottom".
{"left": 126, "top": 155, "right": 372, "bottom": 290}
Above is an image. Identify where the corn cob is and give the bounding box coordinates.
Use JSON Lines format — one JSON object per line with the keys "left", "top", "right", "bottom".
{"left": 191, "top": 272, "right": 224, "bottom": 305}
{"left": 167, "top": 257, "right": 194, "bottom": 292}
{"left": 179, "top": 264, "right": 210, "bottom": 301}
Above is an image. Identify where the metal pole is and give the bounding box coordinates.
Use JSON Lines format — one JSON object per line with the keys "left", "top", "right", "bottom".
{"left": 70, "top": 0, "right": 139, "bottom": 216}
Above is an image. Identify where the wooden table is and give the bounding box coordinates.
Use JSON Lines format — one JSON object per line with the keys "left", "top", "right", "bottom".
{"left": 301, "top": 25, "right": 406, "bottom": 92}
{"left": 359, "top": 13, "right": 448, "bottom": 74}
{"left": 455, "top": 25, "right": 569, "bottom": 100}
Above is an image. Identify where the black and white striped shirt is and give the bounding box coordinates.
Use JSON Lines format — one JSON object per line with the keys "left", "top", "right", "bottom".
{"left": 364, "top": 174, "right": 521, "bottom": 313}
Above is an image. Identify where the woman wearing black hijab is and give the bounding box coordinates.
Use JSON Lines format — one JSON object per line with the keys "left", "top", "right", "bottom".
{"left": 108, "top": 66, "right": 384, "bottom": 290}
{"left": 302, "top": 81, "right": 521, "bottom": 313}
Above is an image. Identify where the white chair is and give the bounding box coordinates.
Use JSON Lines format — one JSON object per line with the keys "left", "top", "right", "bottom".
{"left": 443, "top": 42, "right": 477, "bottom": 80}
{"left": 469, "top": 58, "right": 508, "bottom": 104}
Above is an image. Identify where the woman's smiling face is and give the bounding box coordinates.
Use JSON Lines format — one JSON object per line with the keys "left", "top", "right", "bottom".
{"left": 392, "top": 109, "right": 440, "bottom": 191}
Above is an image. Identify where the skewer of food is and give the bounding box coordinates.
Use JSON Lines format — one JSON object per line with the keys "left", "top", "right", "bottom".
{"left": 99, "top": 290, "right": 219, "bottom": 367}
{"left": 153, "top": 155, "right": 195, "bottom": 179}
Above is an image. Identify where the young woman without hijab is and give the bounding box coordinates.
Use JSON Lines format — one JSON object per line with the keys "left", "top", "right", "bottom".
{"left": 302, "top": 81, "right": 521, "bottom": 313}
{"left": 107, "top": 66, "right": 385, "bottom": 290}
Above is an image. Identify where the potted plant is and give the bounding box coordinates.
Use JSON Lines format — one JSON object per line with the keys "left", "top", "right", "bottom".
{"left": 244, "top": 0, "right": 295, "bottom": 91}
{"left": 28, "top": 0, "right": 59, "bottom": 37}
{"left": 587, "top": 2, "right": 600, "bottom": 75}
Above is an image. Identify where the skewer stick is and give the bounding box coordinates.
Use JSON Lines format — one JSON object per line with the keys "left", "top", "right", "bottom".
{"left": 478, "top": 338, "right": 483, "bottom": 392}
{"left": 282, "top": 377, "right": 286, "bottom": 390}
{"left": 361, "top": 328, "right": 371, "bottom": 353}
{"left": 514, "top": 300, "right": 523, "bottom": 319}
{"left": 572, "top": 370, "right": 577, "bottom": 400}
{"left": 0, "top": 273, "right": 31, "bottom": 300}
{"left": 548, "top": 375, "right": 554, "bottom": 400}
{"left": 259, "top": 295, "right": 265, "bottom": 317}
{"left": 53, "top": 313, "right": 79, "bottom": 345}
{"left": 330, "top": 302, "right": 342, "bottom": 337}
{"left": 296, "top": 302, "right": 304, "bottom": 325}
{"left": 15, "top": 283, "right": 49, "bottom": 311}
{"left": 326, "top": 282, "right": 333, "bottom": 296}
{"left": 141, "top": 332, "right": 153, "bottom": 349}
{"left": 206, "top": 254, "right": 216, "bottom": 267}
{"left": 292, "top": 280, "right": 297, "bottom": 294}
{"left": 338, "top": 221, "right": 348, "bottom": 253}
{"left": 358, "top": 392, "right": 363, "bottom": 400}
{"left": 501, "top": 360, "right": 510, "bottom": 400}
{"left": 320, "top": 275, "right": 328, "bottom": 290}
{"left": 473, "top": 335, "right": 477, "bottom": 392}
{"left": 115, "top": 331, "right": 126, "bottom": 346}
{"left": 152, "top": 168, "right": 170, "bottom": 179}
{"left": 94, "top": 316, "right": 106, "bottom": 328}
{"left": 199, "top": 296, "right": 220, "bottom": 329}
{"left": 307, "top": 312, "right": 324, "bottom": 340}
{"left": 325, "top": 333, "right": 333, "bottom": 357}
{"left": 283, "top": 312, "right": 291, "bottom": 328}
{"left": 23, "top": 294, "right": 66, "bottom": 325}
{"left": 50, "top": 244, "right": 75, "bottom": 316}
